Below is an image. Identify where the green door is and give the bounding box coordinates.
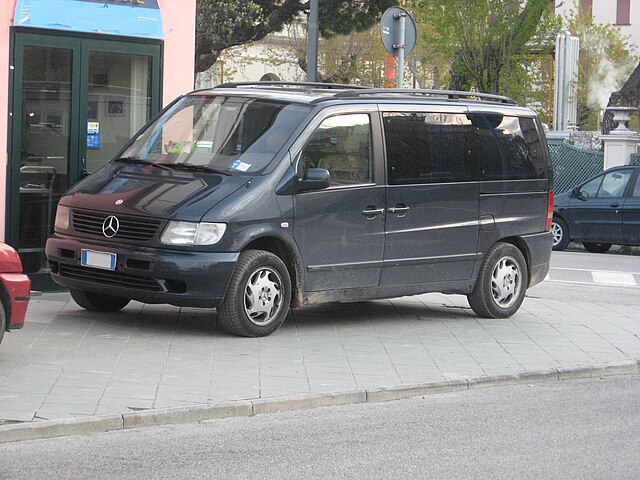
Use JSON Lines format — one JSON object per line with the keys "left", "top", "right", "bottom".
{"left": 8, "top": 30, "right": 161, "bottom": 289}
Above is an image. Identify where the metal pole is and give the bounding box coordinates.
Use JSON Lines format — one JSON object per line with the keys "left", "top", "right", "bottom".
{"left": 395, "top": 12, "right": 406, "bottom": 88}
{"left": 307, "top": 0, "right": 319, "bottom": 82}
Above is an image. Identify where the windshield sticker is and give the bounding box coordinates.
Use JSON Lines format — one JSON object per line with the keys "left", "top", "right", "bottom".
{"left": 229, "top": 160, "right": 251, "bottom": 172}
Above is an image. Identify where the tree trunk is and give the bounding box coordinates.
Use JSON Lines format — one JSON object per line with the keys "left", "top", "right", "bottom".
{"left": 601, "top": 61, "right": 640, "bottom": 134}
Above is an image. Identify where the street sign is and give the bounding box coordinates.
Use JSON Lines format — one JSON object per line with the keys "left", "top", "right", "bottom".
{"left": 380, "top": 6, "right": 417, "bottom": 88}
{"left": 380, "top": 6, "right": 417, "bottom": 57}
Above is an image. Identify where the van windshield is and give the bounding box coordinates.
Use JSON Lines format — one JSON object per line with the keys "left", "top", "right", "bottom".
{"left": 117, "top": 95, "right": 311, "bottom": 174}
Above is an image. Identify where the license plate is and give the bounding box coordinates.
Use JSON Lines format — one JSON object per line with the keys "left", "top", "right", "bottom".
{"left": 81, "top": 249, "right": 116, "bottom": 271}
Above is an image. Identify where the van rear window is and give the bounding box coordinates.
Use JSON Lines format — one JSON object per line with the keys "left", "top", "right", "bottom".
{"left": 469, "top": 114, "right": 548, "bottom": 181}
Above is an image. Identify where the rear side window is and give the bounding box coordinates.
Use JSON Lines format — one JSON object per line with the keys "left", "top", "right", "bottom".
{"left": 383, "top": 112, "right": 476, "bottom": 185}
{"left": 470, "top": 114, "right": 548, "bottom": 180}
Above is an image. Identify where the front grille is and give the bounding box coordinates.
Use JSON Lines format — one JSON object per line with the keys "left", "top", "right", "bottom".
{"left": 72, "top": 209, "right": 162, "bottom": 242}
{"left": 59, "top": 264, "right": 162, "bottom": 291}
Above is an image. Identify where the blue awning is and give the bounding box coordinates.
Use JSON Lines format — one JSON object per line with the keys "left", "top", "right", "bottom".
{"left": 14, "top": 0, "right": 163, "bottom": 39}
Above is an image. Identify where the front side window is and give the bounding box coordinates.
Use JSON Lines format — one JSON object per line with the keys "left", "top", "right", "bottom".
{"left": 383, "top": 112, "right": 476, "bottom": 185}
{"left": 300, "top": 114, "right": 372, "bottom": 185}
{"left": 580, "top": 175, "right": 603, "bottom": 198}
{"left": 632, "top": 176, "right": 640, "bottom": 198}
{"left": 119, "top": 95, "right": 311, "bottom": 174}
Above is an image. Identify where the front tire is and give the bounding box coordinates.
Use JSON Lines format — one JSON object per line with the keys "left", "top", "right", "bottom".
{"left": 218, "top": 250, "right": 291, "bottom": 337}
{"left": 551, "top": 217, "right": 570, "bottom": 251}
{"left": 69, "top": 288, "right": 131, "bottom": 312}
{"left": 468, "top": 242, "right": 528, "bottom": 319}
{"left": 583, "top": 242, "right": 612, "bottom": 254}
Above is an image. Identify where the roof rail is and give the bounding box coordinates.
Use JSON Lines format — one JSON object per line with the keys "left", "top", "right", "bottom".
{"left": 214, "top": 81, "right": 369, "bottom": 91}
{"left": 331, "top": 88, "right": 516, "bottom": 104}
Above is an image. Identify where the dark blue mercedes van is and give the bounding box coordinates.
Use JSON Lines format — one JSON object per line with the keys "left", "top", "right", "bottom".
{"left": 46, "top": 83, "right": 553, "bottom": 336}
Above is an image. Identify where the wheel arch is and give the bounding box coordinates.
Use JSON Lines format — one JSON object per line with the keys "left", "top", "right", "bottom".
{"left": 499, "top": 236, "right": 533, "bottom": 287}
{"left": 243, "top": 235, "right": 304, "bottom": 308}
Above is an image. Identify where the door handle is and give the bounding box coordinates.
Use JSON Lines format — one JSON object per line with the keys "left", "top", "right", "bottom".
{"left": 361, "top": 207, "right": 384, "bottom": 219}
{"left": 388, "top": 205, "right": 410, "bottom": 218}
{"left": 388, "top": 206, "right": 410, "bottom": 214}
{"left": 609, "top": 203, "right": 619, "bottom": 208}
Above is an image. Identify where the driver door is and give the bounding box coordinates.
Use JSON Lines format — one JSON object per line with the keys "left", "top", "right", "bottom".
{"left": 292, "top": 111, "right": 385, "bottom": 292}
{"left": 569, "top": 169, "right": 633, "bottom": 242}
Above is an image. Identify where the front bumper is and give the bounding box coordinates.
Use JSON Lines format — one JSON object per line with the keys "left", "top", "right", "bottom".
{"left": 46, "top": 235, "right": 239, "bottom": 308}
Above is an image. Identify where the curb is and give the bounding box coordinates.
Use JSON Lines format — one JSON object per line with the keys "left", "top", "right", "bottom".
{"left": 1, "top": 360, "right": 638, "bottom": 444}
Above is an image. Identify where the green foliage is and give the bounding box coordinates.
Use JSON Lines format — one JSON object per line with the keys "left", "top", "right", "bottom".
{"left": 195, "top": 0, "right": 394, "bottom": 75}
{"left": 409, "top": 0, "right": 557, "bottom": 95}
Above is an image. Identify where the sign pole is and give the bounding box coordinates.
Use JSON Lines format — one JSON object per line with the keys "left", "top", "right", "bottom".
{"left": 395, "top": 12, "right": 406, "bottom": 88}
{"left": 307, "top": 0, "right": 319, "bottom": 82}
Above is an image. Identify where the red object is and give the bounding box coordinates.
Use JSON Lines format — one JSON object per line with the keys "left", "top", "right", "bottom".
{"left": 0, "top": 242, "right": 31, "bottom": 331}
{"left": 546, "top": 191, "right": 554, "bottom": 231}
{"left": 384, "top": 54, "right": 396, "bottom": 88}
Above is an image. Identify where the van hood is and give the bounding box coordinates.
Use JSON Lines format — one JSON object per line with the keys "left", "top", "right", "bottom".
{"left": 61, "top": 163, "right": 250, "bottom": 222}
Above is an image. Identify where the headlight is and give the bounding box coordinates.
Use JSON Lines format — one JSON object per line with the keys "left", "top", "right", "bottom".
{"left": 54, "top": 205, "right": 70, "bottom": 230}
{"left": 160, "top": 221, "right": 226, "bottom": 245}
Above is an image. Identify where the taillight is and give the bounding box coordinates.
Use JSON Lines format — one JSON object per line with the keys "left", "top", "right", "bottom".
{"left": 545, "top": 190, "right": 554, "bottom": 231}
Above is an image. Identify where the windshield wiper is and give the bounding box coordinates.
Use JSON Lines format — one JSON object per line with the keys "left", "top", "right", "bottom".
{"left": 113, "top": 156, "right": 172, "bottom": 172}
{"left": 165, "top": 162, "right": 231, "bottom": 176}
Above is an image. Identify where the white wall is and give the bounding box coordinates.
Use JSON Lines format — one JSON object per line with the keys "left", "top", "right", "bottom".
{"left": 556, "top": 0, "right": 640, "bottom": 48}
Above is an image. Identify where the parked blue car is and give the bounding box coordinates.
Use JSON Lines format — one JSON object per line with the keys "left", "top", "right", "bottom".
{"left": 552, "top": 166, "right": 640, "bottom": 252}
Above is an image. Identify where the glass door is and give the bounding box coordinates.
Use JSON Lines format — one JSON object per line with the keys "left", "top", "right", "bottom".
{"left": 9, "top": 34, "right": 82, "bottom": 276}
{"left": 8, "top": 31, "right": 161, "bottom": 286}
{"left": 81, "top": 41, "right": 160, "bottom": 175}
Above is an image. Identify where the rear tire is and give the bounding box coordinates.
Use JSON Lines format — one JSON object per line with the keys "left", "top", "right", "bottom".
{"left": 69, "top": 288, "right": 131, "bottom": 312}
{"left": 551, "top": 217, "right": 570, "bottom": 251}
{"left": 583, "top": 242, "right": 612, "bottom": 254}
{"left": 218, "top": 250, "right": 291, "bottom": 337}
{"left": 468, "top": 242, "right": 528, "bottom": 319}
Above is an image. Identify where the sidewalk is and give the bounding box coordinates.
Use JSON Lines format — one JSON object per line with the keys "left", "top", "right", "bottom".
{"left": 1, "top": 290, "right": 639, "bottom": 427}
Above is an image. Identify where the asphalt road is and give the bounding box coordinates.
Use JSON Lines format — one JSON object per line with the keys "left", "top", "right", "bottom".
{"left": 1, "top": 374, "right": 639, "bottom": 480}
{"left": 528, "top": 249, "right": 640, "bottom": 305}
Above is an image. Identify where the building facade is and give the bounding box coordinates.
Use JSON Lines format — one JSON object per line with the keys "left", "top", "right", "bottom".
{"left": 556, "top": 0, "right": 640, "bottom": 48}
{"left": 1, "top": 0, "right": 195, "bottom": 288}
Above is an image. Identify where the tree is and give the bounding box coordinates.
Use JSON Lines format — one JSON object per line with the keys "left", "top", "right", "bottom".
{"left": 195, "top": 0, "right": 394, "bottom": 77}
{"left": 408, "top": 0, "right": 557, "bottom": 95}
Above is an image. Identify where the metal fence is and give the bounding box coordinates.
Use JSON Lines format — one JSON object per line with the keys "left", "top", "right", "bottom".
{"left": 548, "top": 142, "right": 604, "bottom": 193}
{"left": 631, "top": 153, "right": 640, "bottom": 166}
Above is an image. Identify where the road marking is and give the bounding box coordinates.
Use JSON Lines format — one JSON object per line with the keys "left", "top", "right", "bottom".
{"left": 552, "top": 267, "right": 640, "bottom": 275}
{"left": 591, "top": 272, "right": 637, "bottom": 286}
{"left": 544, "top": 268, "right": 640, "bottom": 288}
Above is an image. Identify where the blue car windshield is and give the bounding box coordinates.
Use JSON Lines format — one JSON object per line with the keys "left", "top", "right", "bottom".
{"left": 117, "top": 95, "right": 311, "bottom": 174}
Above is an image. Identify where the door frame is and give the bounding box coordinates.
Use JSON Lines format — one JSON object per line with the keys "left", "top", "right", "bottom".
{"left": 7, "top": 27, "right": 162, "bottom": 286}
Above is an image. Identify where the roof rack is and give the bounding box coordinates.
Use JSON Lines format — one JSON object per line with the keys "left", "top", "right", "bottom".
{"left": 331, "top": 88, "right": 516, "bottom": 104}
{"left": 214, "top": 81, "right": 369, "bottom": 91}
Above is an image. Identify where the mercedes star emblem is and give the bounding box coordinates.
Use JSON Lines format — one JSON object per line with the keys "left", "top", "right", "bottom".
{"left": 102, "top": 215, "right": 120, "bottom": 238}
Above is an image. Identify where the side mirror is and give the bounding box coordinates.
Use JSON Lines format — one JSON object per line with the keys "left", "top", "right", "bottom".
{"left": 299, "top": 168, "right": 330, "bottom": 191}
{"left": 573, "top": 186, "right": 588, "bottom": 200}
